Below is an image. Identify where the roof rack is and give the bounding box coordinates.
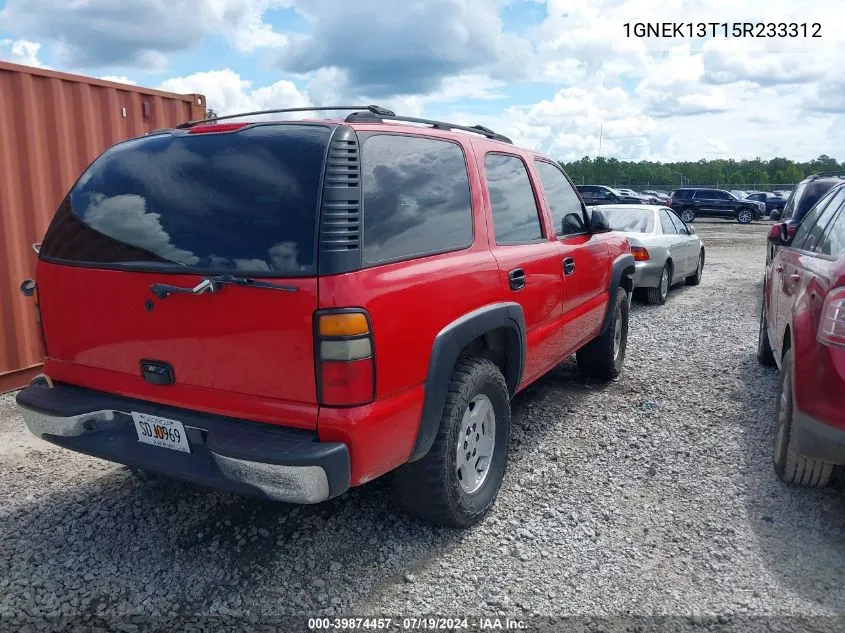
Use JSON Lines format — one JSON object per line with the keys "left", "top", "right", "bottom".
{"left": 344, "top": 110, "right": 512, "bottom": 143}
{"left": 175, "top": 104, "right": 513, "bottom": 144}
{"left": 812, "top": 170, "right": 845, "bottom": 178}
{"left": 175, "top": 105, "right": 397, "bottom": 129}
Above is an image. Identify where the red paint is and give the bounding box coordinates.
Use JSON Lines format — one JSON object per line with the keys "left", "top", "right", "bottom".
{"left": 33, "top": 119, "right": 630, "bottom": 487}
{"left": 765, "top": 243, "right": 845, "bottom": 433}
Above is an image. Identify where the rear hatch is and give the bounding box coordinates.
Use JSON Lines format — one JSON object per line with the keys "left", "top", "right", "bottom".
{"left": 35, "top": 123, "right": 333, "bottom": 428}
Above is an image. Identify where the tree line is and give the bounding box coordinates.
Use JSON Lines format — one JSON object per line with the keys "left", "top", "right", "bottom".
{"left": 560, "top": 155, "right": 843, "bottom": 188}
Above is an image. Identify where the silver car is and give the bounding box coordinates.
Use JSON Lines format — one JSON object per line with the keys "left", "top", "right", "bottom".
{"left": 598, "top": 204, "right": 705, "bottom": 305}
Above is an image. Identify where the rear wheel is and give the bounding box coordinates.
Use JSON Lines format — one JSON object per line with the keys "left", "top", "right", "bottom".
{"left": 576, "top": 286, "right": 629, "bottom": 380}
{"left": 646, "top": 264, "right": 670, "bottom": 305}
{"left": 773, "top": 349, "right": 835, "bottom": 487}
{"left": 737, "top": 208, "right": 754, "bottom": 224}
{"left": 393, "top": 357, "right": 510, "bottom": 527}
{"left": 679, "top": 207, "right": 696, "bottom": 223}
{"left": 757, "top": 299, "right": 776, "bottom": 366}
{"left": 685, "top": 250, "right": 704, "bottom": 286}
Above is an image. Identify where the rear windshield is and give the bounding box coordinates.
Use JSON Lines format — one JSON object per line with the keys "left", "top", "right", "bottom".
{"left": 40, "top": 124, "right": 330, "bottom": 276}
{"left": 604, "top": 208, "right": 654, "bottom": 233}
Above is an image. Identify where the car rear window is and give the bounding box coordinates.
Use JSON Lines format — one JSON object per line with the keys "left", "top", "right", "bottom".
{"left": 604, "top": 208, "right": 654, "bottom": 233}
{"left": 40, "top": 124, "right": 331, "bottom": 276}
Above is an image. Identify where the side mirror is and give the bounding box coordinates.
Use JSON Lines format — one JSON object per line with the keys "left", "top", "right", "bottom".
{"left": 687, "top": 225, "right": 696, "bottom": 235}
{"left": 767, "top": 222, "right": 793, "bottom": 245}
{"left": 19, "top": 279, "right": 36, "bottom": 297}
{"left": 589, "top": 208, "right": 612, "bottom": 233}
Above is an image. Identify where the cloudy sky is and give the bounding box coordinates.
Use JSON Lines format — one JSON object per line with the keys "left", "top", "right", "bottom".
{"left": 1, "top": 0, "right": 842, "bottom": 162}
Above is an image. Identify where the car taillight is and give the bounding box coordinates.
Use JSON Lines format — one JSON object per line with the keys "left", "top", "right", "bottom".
{"left": 631, "top": 246, "right": 650, "bottom": 261}
{"left": 316, "top": 310, "right": 375, "bottom": 406}
{"left": 20, "top": 280, "right": 48, "bottom": 356}
{"left": 818, "top": 287, "right": 845, "bottom": 347}
{"left": 187, "top": 122, "right": 248, "bottom": 134}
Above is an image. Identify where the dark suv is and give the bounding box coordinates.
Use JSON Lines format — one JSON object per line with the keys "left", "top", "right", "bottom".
{"left": 766, "top": 172, "right": 845, "bottom": 263}
{"left": 576, "top": 185, "right": 645, "bottom": 205}
{"left": 669, "top": 188, "right": 764, "bottom": 224}
{"left": 15, "top": 105, "right": 633, "bottom": 528}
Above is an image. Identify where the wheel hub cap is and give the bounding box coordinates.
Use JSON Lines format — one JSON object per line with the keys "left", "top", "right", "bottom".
{"left": 613, "top": 304, "right": 623, "bottom": 361}
{"left": 456, "top": 394, "right": 496, "bottom": 494}
{"left": 661, "top": 269, "right": 669, "bottom": 296}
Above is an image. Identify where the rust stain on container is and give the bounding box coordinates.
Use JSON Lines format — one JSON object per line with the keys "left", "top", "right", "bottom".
{"left": 0, "top": 61, "right": 206, "bottom": 392}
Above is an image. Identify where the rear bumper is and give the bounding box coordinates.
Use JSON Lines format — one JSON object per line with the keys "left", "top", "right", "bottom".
{"left": 15, "top": 378, "right": 350, "bottom": 503}
{"left": 793, "top": 408, "right": 845, "bottom": 465}
{"left": 632, "top": 261, "right": 664, "bottom": 288}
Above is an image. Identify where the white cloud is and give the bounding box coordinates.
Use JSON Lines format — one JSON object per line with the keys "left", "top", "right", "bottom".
{"left": 0, "top": 39, "right": 46, "bottom": 67}
{"left": 99, "top": 75, "right": 137, "bottom": 85}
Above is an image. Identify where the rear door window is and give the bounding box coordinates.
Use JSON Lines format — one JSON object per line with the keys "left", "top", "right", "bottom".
{"left": 361, "top": 134, "right": 473, "bottom": 265}
{"left": 484, "top": 154, "right": 544, "bottom": 245}
{"left": 659, "top": 209, "right": 678, "bottom": 234}
{"left": 41, "top": 124, "right": 330, "bottom": 275}
{"left": 534, "top": 160, "right": 586, "bottom": 237}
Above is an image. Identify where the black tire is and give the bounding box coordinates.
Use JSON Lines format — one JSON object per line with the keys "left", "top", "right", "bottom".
{"left": 773, "top": 349, "right": 835, "bottom": 487}
{"left": 756, "top": 299, "right": 776, "bottom": 366}
{"left": 393, "top": 357, "right": 510, "bottom": 528}
{"left": 679, "top": 207, "right": 696, "bottom": 223}
{"left": 646, "top": 263, "right": 671, "bottom": 305}
{"left": 737, "top": 208, "right": 754, "bottom": 224}
{"left": 576, "top": 286, "right": 629, "bottom": 380}
{"left": 685, "top": 249, "right": 704, "bottom": 286}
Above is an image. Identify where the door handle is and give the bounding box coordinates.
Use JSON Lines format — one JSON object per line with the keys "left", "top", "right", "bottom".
{"left": 775, "top": 265, "right": 784, "bottom": 273}
{"left": 563, "top": 257, "right": 576, "bottom": 275}
{"left": 790, "top": 273, "right": 801, "bottom": 284}
{"left": 508, "top": 268, "right": 526, "bottom": 291}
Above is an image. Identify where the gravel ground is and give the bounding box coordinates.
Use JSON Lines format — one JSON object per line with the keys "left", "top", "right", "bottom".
{"left": 1, "top": 220, "right": 843, "bottom": 632}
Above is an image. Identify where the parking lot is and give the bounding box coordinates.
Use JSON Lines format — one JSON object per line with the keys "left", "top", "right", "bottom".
{"left": 1, "top": 221, "right": 843, "bottom": 627}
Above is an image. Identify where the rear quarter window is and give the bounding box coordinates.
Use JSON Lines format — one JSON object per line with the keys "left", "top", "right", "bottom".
{"left": 360, "top": 134, "right": 473, "bottom": 265}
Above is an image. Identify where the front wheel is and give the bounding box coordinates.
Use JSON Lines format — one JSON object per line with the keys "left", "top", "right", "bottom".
{"left": 737, "top": 208, "right": 754, "bottom": 224}
{"left": 576, "top": 286, "right": 629, "bottom": 380}
{"left": 685, "top": 250, "right": 704, "bottom": 286}
{"left": 393, "top": 357, "right": 511, "bottom": 527}
{"left": 679, "top": 207, "right": 696, "bottom": 223}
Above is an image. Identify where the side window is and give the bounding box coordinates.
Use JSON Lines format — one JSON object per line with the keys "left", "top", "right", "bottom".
{"left": 484, "top": 154, "right": 544, "bottom": 245}
{"left": 595, "top": 187, "right": 611, "bottom": 200}
{"left": 659, "top": 209, "right": 678, "bottom": 234}
{"left": 793, "top": 187, "right": 845, "bottom": 252}
{"left": 667, "top": 210, "right": 688, "bottom": 234}
{"left": 781, "top": 181, "right": 807, "bottom": 221}
{"left": 534, "top": 160, "right": 586, "bottom": 237}
{"left": 362, "top": 135, "right": 473, "bottom": 265}
{"left": 577, "top": 186, "right": 595, "bottom": 202}
{"left": 715, "top": 191, "right": 732, "bottom": 200}
{"left": 817, "top": 207, "right": 845, "bottom": 256}
{"left": 691, "top": 190, "right": 704, "bottom": 199}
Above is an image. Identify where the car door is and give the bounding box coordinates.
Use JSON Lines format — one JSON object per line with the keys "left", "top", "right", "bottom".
{"left": 533, "top": 159, "right": 609, "bottom": 357}
{"left": 659, "top": 209, "right": 686, "bottom": 280}
{"left": 775, "top": 187, "right": 845, "bottom": 349}
{"left": 480, "top": 151, "right": 565, "bottom": 385}
{"left": 667, "top": 209, "right": 696, "bottom": 275}
{"left": 691, "top": 190, "right": 715, "bottom": 215}
{"left": 713, "top": 190, "right": 735, "bottom": 216}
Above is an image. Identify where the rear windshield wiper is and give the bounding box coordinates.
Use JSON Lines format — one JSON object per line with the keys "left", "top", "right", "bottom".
{"left": 150, "top": 274, "right": 298, "bottom": 299}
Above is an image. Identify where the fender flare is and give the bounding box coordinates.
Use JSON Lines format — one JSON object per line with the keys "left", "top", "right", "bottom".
{"left": 409, "top": 303, "right": 526, "bottom": 462}
{"left": 600, "top": 253, "right": 635, "bottom": 335}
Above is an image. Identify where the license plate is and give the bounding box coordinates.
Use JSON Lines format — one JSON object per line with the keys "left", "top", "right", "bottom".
{"left": 132, "top": 412, "right": 191, "bottom": 453}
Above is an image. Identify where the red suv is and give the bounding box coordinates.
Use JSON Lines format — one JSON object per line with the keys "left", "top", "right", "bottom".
{"left": 16, "top": 106, "right": 634, "bottom": 527}
{"left": 758, "top": 181, "right": 845, "bottom": 487}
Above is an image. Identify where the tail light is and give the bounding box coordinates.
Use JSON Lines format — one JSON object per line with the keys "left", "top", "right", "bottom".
{"left": 188, "top": 122, "right": 248, "bottom": 134}
{"left": 316, "top": 310, "right": 375, "bottom": 406}
{"left": 19, "top": 279, "right": 48, "bottom": 356}
{"left": 631, "top": 246, "right": 650, "bottom": 261}
{"left": 818, "top": 287, "right": 845, "bottom": 347}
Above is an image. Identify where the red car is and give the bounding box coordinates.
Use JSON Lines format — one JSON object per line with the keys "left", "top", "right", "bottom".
{"left": 16, "top": 106, "right": 634, "bottom": 527}
{"left": 758, "top": 182, "right": 845, "bottom": 487}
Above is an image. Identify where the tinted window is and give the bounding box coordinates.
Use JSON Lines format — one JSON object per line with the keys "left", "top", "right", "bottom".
{"left": 604, "top": 208, "right": 654, "bottom": 233}
{"left": 485, "top": 154, "right": 544, "bottom": 244}
{"left": 534, "top": 161, "right": 585, "bottom": 237}
{"left": 659, "top": 209, "right": 678, "bottom": 234}
{"left": 673, "top": 190, "right": 694, "bottom": 200}
{"left": 780, "top": 181, "right": 807, "bottom": 221}
{"left": 796, "top": 180, "right": 842, "bottom": 222}
{"left": 361, "top": 135, "right": 472, "bottom": 265}
{"left": 691, "top": 190, "right": 708, "bottom": 199}
{"left": 792, "top": 186, "right": 843, "bottom": 251}
{"left": 41, "top": 125, "right": 330, "bottom": 275}
{"left": 817, "top": 207, "right": 845, "bottom": 256}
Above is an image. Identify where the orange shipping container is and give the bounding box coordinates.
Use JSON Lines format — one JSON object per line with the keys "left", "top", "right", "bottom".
{"left": 0, "top": 61, "right": 206, "bottom": 392}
